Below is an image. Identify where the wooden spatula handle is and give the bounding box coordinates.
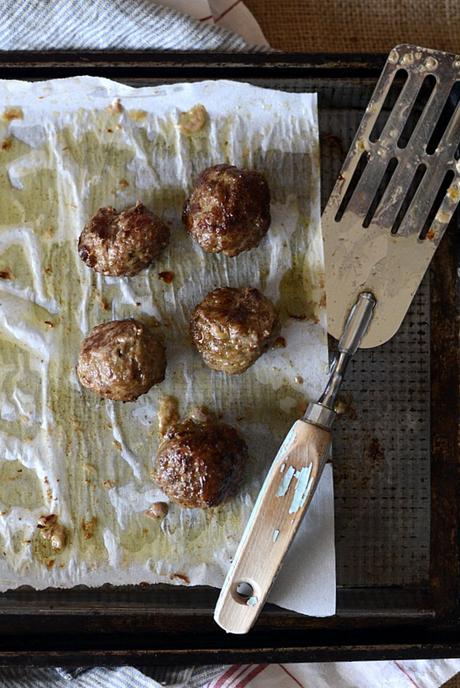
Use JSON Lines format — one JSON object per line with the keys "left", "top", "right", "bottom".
{"left": 214, "top": 419, "right": 331, "bottom": 634}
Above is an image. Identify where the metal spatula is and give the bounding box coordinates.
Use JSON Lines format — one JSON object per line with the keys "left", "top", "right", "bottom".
{"left": 214, "top": 44, "right": 460, "bottom": 634}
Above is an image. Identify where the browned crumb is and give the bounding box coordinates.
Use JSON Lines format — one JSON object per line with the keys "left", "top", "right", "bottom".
{"left": 119, "top": 178, "right": 129, "bottom": 189}
{"left": 158, "top": 395, "right": 180, "bottom": 436}
{"left": 44, "top": 320, "right": 54, "bottom": 328}
{"left": 103, "top": 480, "right": 116, "bottom": 489}
{"left": 295, "top": 375, "right": 304, "bottom": 384}
{"left": 2, "top": 107, "right": 23, "bottom": 121}
{"left": 158, "top": 270, "right": 174, "bottom": 284}
{"left": 107, "top": 98, "right": 123, "bottom": 114}
{"left": 170, "top": 572, "right": 190, "bottom": 584}
{"left": 113, "top": 440, "right": 122, "bottom": 451}
{"left": 37, "top": 514, "right": 68, "bottom": 552}
{"left": 178, "top": 104, "right": 208, "bottom": 135}
{"left": 273, "top": 336, "right": 286, "bottom": 349}
{"left": 82, "top": 516, "right": 97, "bottom": 540}
{"left": 0, "top": 268, "right": 13, "bottom": 280}
{"left": 145, "top": 502, "right": 169, "bottom": 519}
{"left": 43, "top": 476, "right": 52, "bottom": 502}
{"left": 1, "top": 138, "right": 12, "bottom": 151}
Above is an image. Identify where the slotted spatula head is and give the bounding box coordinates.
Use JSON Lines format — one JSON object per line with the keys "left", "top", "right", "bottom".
{"left": 323, "top": 44, "right": 460, "bottom": 348}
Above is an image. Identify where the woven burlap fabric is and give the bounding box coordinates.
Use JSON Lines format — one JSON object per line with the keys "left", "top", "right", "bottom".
{"left": 246, "top": 0, "right": 460, "bottom": 52}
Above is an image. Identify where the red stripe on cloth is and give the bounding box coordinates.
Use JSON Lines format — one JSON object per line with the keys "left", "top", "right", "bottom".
{"left": 280, "top": 665, "right": 306, "bottom": 687}
{"left": 394, "top": 661, "right": 422, "bottom": 688}
{"left": 199, "top": 14, "right": 213, "bottom": 21}
{"left": 228, "top": 666, "right": 256, "bottom": 687}
{"left": 210, "top": 664, "right": 243, "bottom": 688}
{"left": 227, "top": 666, "right": 256, "bottom": 687}
{"left": 215, "top": 0, "right": 242, "bottom": 22}
{"left": 234, "top": 664, "right": 268, "bottom": 687}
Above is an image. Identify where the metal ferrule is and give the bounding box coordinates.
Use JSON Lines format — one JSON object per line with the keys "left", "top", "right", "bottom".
{"left": 304, "top": 292, "right": 376, "bottom": 430}
{"left": 304, "top": 401, "right": 337, "bottom": 430}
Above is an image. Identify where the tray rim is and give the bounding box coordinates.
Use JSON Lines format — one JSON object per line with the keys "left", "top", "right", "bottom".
{"left": 0, "top": 50, "right": 458, "bottom": 664}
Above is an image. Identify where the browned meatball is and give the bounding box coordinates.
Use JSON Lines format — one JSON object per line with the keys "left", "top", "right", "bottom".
{"left": 154, "top": 417, "right": 248, "bottom": 508}
{"left": 190, "top": 287, "right": 279, "bottom": 374}
{"left": 78, "top": 202, "right": 169, "bottom": 277}
{"left": 77, "top": 319, "right": 166, "bottom": 401}
{"left": 182, "top": 164, "right": 270, "bottom": 257}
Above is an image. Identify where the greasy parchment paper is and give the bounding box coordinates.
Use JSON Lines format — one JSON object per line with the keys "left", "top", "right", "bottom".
{"left": 0, "top": 77, "right": 330, "bottom": 603}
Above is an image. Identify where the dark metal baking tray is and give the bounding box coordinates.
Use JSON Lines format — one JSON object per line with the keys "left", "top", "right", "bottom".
{"left": 0, "top": 51, "right": 458, "bottom": 665}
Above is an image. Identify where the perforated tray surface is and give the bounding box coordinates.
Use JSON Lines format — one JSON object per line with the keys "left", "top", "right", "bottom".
{"left": 320, "top": 98, "right": 431, "bottom": 587}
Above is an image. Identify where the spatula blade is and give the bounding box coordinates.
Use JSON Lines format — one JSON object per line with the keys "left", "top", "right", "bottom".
{"left": 323, "top": 44, "right": 460, "bottom": 348}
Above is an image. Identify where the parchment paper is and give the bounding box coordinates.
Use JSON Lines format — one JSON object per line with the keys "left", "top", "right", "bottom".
{"left": 0, "top": 77, "right": 334, "bottom": 615}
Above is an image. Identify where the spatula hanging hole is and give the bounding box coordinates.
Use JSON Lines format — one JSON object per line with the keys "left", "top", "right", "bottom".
{"left": 369, "top": 69, "right": 408, "bottom": 143}
{"left": 234, "top": 581, "right": 258, "bottom": 607}
{"left": 427, "top": 81, "right": 460, "bottom": 154}
{"left": 397, "top": 75, "right": 436, "bottom": 149}
{"left": 419, "top": 170, "right": 455, "bottom": 239}
{"left": 362, "top": 157, "right": 398, "bottom": 228}
{"left": 335, "top": 151, "right": 369, "bottom": 222}
{"left": 391, "top": 164, "right": 427, "bottom": 234}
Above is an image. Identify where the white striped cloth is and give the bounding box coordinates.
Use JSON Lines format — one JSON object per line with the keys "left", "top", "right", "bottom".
{"left": 3, "top": 659, "right": 460, "bottom": 687}
{"left": 0, "top": 0, "right": 267, "bottom": 52}
{"left": 204, "top": 661, "right": 460, "bottom": 688}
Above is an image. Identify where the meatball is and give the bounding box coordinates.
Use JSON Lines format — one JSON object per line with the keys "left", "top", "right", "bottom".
{"left": 182, "top": 164, "right": 270, "bottom": 257}
{"left": 154, "top": 416, "right": 248, "bottom": 508}
{"left": 77, "top": 319, "right": 166, "bottom": 401}
{"left": 78, "top": 201, "right": 169, "bottom": 277}
{"left": 190, "top": 287, "right": 279, "bottom": 374}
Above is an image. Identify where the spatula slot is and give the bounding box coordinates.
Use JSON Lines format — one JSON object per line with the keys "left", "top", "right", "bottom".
{"left": 334, "top": 151, "right": 369, "bottom": 222}
{"left": 419, "top": 169, "right": 455, "bottom": 239}
{"left": 391, "top": 164, "right": 427, "bottom": 234}
{"left": 397, "top": 75, "right": 437, "bottom": 149}
{"left": 426, "top": 81, "right": 460, "bottom": 154}
{"left": 369, "top": 69, "right": 408, "bottom": 143}
{"left": 363, "top": 157, "right": 398, "bottom": 228}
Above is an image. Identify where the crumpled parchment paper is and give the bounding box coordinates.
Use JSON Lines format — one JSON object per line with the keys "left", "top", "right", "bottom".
{"left": 0, "top": 77, "right": 334, "bottom": 615}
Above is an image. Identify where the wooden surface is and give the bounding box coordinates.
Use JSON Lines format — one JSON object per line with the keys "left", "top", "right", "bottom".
{"left": 245, "top": 0, "right": 460, "bottom": 53}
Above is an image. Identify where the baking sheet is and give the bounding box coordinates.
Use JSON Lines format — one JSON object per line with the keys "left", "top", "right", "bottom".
{"left": 0, "top": 77, "right": 328, "bottom": 594}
